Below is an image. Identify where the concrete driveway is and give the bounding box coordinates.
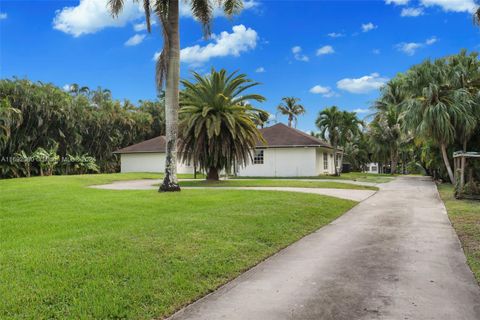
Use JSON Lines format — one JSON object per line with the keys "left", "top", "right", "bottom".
{"left": 168, "top": 176, "right": 480, "bottom": 320}
{"left": 90, "top": 179, "right": 376, "bottom": 201}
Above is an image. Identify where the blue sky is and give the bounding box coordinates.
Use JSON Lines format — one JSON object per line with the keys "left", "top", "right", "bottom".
{"left": 1, "top": 0, "right": 480, "bottom": 132}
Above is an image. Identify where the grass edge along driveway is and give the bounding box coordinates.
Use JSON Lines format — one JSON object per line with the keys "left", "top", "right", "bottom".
{"left": 1, "top": 173, "right": 357, "bottom": 319}
{"left": 438, "top": 184, "right": 480, "bottom": 284}
{"left": 179, "top": 179, "right": 378, "bottom": 190}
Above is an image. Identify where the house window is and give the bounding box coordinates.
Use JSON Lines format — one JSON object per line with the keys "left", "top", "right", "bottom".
{"left": 253, "top": 150, "right": 264, "bottom": 164}
{"left": 323, "top": 153, "right": 328, "bottom": 170}
{"left": 371, "top": 166, "right": 378, "bottom": 172}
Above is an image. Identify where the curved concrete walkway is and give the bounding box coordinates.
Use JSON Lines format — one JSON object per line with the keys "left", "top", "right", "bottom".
{"left": 183, "top": 186, "right": 375, "bottom": 202}
{"left": 89, "top": 179, "right": 376, "bottom": 202}
{"left": 168, "top": 176, "right": 480, "bottom": 320}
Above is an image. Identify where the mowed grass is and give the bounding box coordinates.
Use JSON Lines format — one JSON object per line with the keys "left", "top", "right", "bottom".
{"left": 317, "top": 172, "right": 395, "bottom": 183}
{"left": 179, "top": 179, "right": 378, "bottom": 190}
{"left": 0, "top": 173, "right": 356, "bottom": 319}
{"left": 438, "top": 184, "right": 480, "bottom": 283}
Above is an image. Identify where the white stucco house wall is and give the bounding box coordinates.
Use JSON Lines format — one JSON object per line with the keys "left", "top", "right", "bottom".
{"left": 364, "top": 162, "right": 380, "bottom": 174}
{"left": 114, "top": 123, "right": 339, "bottom": 177}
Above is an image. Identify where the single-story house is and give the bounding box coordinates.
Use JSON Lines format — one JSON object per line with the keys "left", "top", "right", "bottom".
{"left": 114, "top": 123, "right": 339, "bottom": 177}
{"left": 364, "top": 162, "right": 380, "bottom": 174}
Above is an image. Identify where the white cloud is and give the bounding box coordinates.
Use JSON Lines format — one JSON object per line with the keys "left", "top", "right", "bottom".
{"left": 310, "top": 85, "right": 337, "bottom": 97}
{"left": 396, "top": 42, "right": 423, "bottom": 55}
{"left": 316, "top": 45, "right": 335, "bottom": 56}
{"left": 125, "top": 34, "right": 146, "bottom": 46}
{"left": 292, "top": 46, "right": 302, "bottom": 54}
{"left": 425, "top": 36, "right": 438, "bottom": 45}
{"left": 401, "top": 7, "right": 425, "bottom": 16}
{"left": 385, "top": 0, "right": 410, "bottom": 4}
{"left": 53, "top": 0, "right": 143, "bottom": 37}
{"left": 133, "top": 20, "right": 156, "bottom": 32}
{"left": 179, "top": 0, "right": 259, "bottom": 17}
{"left": 327, "top": 32, "right": 344, "bottom": 38}
{"left": 362, "top": 22, "right": 377, "bottom": 32}
{"left": 420, "top": 0, "right": 477, "bottom": 13}
{"left": 53, "top": 0, "right": 258, "bottom": 37}
{"left": 292, "top": 46, "right": 309, "bottom": 62}
{"left": 255, "top": 67, "right": 266, "bottom": 73}
{"left": 353, "top": 108, "right": 369, "bottom": 114}
{"left": 337, "top": 73, "right": 389, "bottom": 94}
{"left": 372, "top": 49, "right": 381, "bottom": 54}
{"left": 62, "top": 84, "right": 72, "bottom": 91}
{"left": 0, "top": 12, "right": 7, "bottom": 20}
{"left": 178, "top": 25, "right": 257, "bottom": 65}
{"left": 396, "top": 36, "right": 437, "bottom": 55}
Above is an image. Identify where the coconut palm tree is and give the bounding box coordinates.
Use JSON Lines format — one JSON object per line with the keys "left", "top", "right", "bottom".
{"left": 371, "top": 79, "right": 406, "bottom": 174}
{"left": 277, "top": 97, "right": 305, "bottom": 127}
{"left": 179, "top": 69, "right": 266, "bottom": 180}
{"left": 109, "top": 0, "right": 245, "bottom": 191}
{"left": 316, "top": 106, "right": 343, "bottom": 175}
{"left": 338, "top": 111, "right": 363, "bottom": 173}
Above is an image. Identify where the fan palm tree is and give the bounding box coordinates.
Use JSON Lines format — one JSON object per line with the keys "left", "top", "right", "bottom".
{"left": 109, "top": 0, "right": 245, "bottom": 191}
{"left": 402, "top": 59, "right": 474, "bottom": 183}
{"left": 316, "top": 106, "right": 343, "bottom": 175}
{"left": 277, "top": 97, "right": 305, "bottom": 127}
{"left": 179, "top": 69, "right": 266, "bottom": 180}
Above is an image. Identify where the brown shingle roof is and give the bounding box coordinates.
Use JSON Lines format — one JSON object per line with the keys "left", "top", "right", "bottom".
{"left": 113, "top": 136, "right": 166, "bottom": 154}
{"left": 113, "top": 123, "right": 332, "bottom": 154}
{"left": 257, "top": 123, "right": 333, "bottom": 149}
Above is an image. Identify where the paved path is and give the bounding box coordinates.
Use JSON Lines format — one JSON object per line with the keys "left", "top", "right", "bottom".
{"left": 168, "top": 176, "right": 480, "bottom": 320}
{"left": 182, "top": 186, "right": 374, "bottom": 202}
{"left": 90, "top": 180, "right": 376, "bottom": 201}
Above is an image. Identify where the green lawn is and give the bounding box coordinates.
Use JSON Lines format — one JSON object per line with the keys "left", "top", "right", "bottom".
{"left": 317, "top": 172, "right": 396, "bottom": 183}
{"left": 0, "top": 173, "right": 356, "bottom": 319}
{"left": 232, "top": 172, "right": 395, "bottom": 184}
{"left": 438, "top": 184, "right": 480, "bottom": 284}
{"left": 179, "top": 179, "right": 378, "bottom": 190}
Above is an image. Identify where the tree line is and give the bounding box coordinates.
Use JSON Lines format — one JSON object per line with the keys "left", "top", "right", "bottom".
{"left": 0, "top": 79, "right": 166, "bottom": 178}
{"left": 368, "top": 50, "right": 480, "bottom": 185}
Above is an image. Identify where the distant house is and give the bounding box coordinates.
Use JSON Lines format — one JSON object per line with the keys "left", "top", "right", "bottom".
{"left": 364, "top": 162, "right": 380, "bottom": 174}
{"left": 114, "top": 123, "right": 338, "bottom": 177}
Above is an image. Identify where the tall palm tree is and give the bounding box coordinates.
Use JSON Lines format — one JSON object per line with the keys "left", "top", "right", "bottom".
{"left": 316, "top": 106, "right": 343, "bottom": 175}
{"left": 277, "top": 97, "right": 305, "bottom": 127}
{"left": 371, "top": 79, "right": 405, "bottom": 174}
{"left": 109, "top": 0, "right": 244, "bottom": 191}
{"left": 179, "top": 69, "right": 266, "bottom": 180}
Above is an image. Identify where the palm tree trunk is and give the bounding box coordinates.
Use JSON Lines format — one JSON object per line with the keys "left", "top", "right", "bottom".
{"left": 159, "top": 0, "right": 181, "bottom": 192}
{"left": 440, "top": 142, "right": 454, "bottom": 183}
{"left": 207, "top": 167, "right": 219, "bottom": 181}
{"left": 390, "top": 150, "right": 397, "bottom": 175}
{"left": 288, "top": 115, "right": 293, "bottom": 127}
{"left": 460, "top": 140, "right": 467, "bottom": 188}
{"left": 338, "top": 150, "right": 344, "bottom": 175}
{"left": 333, "top": 144, "right": 338, "bottom": 176}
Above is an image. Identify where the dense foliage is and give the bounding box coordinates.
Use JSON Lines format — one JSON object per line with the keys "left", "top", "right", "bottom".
{"left": 368, "top": 50, "right": 480, "bottom": 187}
{"left": 0, "top": 79, "right": 165, "bottom": 178}
{"left": 315, "top": 106, "right": 363, "bottom": 176}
